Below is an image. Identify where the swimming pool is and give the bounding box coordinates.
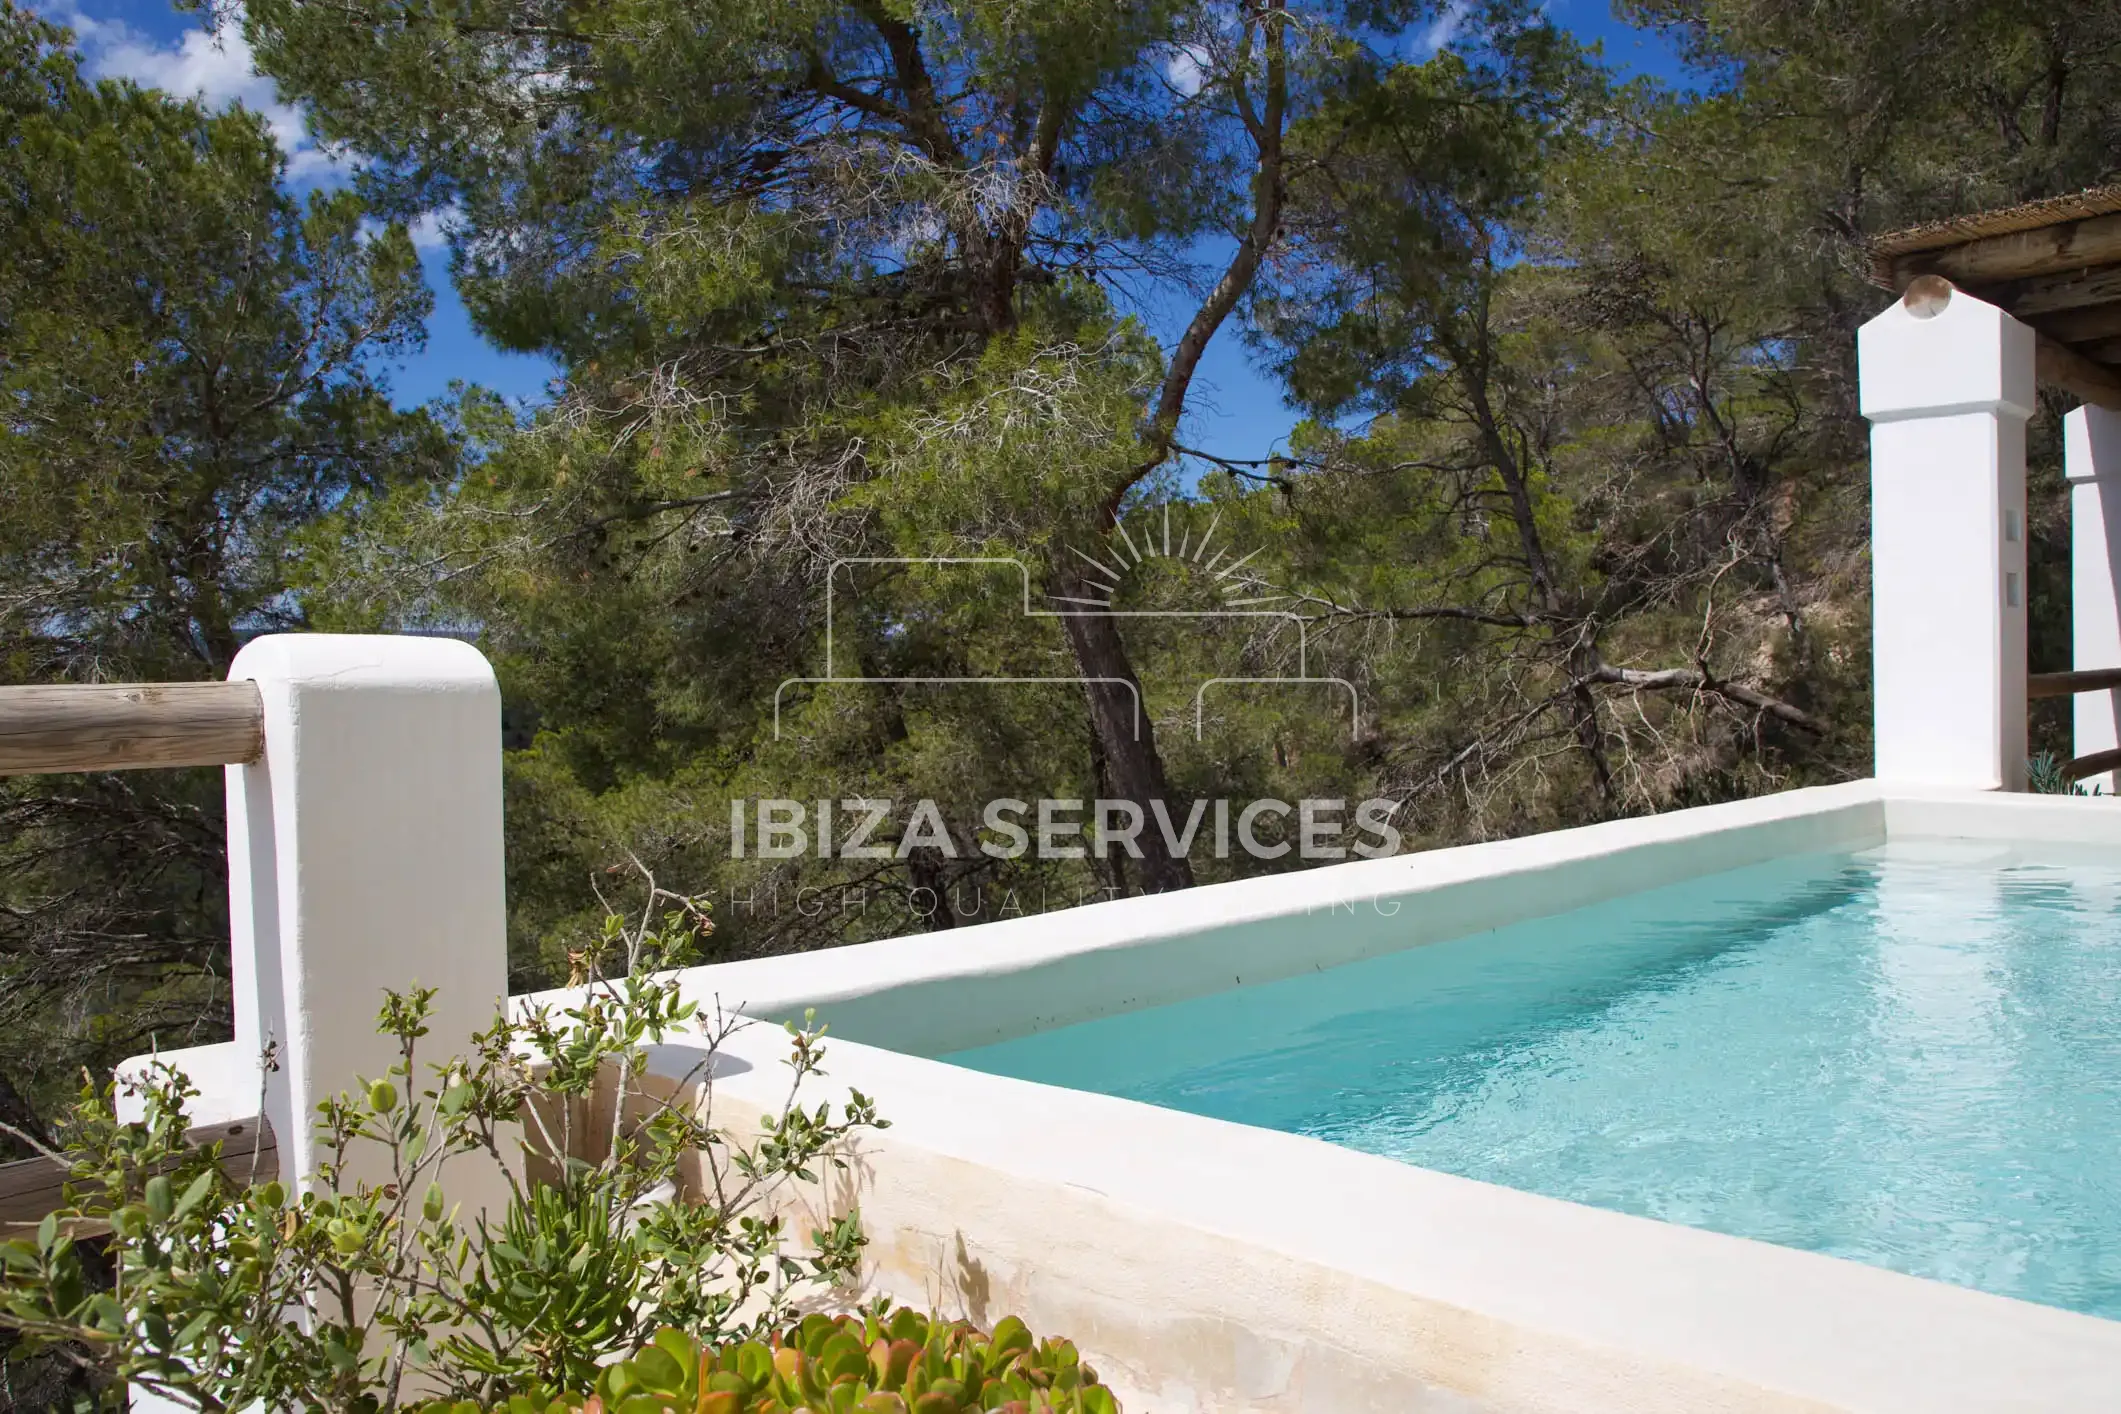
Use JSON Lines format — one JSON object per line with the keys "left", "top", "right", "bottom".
{"left": 946, "top": 840, "right": 2121, "bottom": 1320}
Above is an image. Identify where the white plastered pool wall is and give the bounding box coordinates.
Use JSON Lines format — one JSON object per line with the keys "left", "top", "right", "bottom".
{"left": 607, "top": 781, "right": 2121, "bottom": 1414}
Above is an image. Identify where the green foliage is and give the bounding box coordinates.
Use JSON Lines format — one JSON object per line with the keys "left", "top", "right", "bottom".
{"left": 0, "top": 1, "right": 455, "bottom": 1123}
{"left": 232, "top": 0, "right": 1603, "bottom": 962}
{"left": 2027, "top": 753, "right": 2107, "bottom": 798}
{"left": 15, "top": 4, "right": 2117, "bottom": 1400}
{"left": 415, "top": 1308, "right": 1119, "bottom": 1414}
{"left": 0, "top": 2, "right": 443, "bottom": 681}
{"left": 0, "top": 892, "right": 883, "bottom": 1413}
{"left": 1621, "top": 0, "right": 2121, "bottom": 219}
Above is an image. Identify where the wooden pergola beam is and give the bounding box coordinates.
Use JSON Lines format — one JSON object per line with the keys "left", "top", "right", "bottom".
{"left": 2034, "top": 337, "right": 2121, "bottom": 411}
{"left": 1883, "top": 211, "right": 2121, "bottom": 288}
{"left": 2030, "top": 303, "right": 2121, "bottom": 344}
{"left": 1995, "top": 264, "right": 2121, "bottom": 319}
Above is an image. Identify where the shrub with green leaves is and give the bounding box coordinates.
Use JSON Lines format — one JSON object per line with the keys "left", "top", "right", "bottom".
{"left": 420, "top": 1307, "right": 1120, "bottom": 1414}
{"left": 0, "top": 885, "right": 895, "bottom": 1413}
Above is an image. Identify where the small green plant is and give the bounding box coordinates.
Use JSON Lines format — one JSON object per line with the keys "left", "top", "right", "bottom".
{"left": 0, "top": 877, "right": 886, "bottom": 1413}
{"left": 416, "top": 1306, "right": 1119, "bottom": 1414}
{"left": 2027, "top": 751, "right": 2108, "bottom": 796}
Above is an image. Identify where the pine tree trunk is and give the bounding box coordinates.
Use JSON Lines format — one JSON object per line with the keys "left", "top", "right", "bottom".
{"left": 1050, "top": 567, "right": 1195, "bottom": 894}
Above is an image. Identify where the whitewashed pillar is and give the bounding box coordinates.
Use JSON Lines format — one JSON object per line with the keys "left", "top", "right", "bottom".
{"left": 225, "top": 635, "right": 508, "bottom": 1196}
{"left": 1858, "top": 279, "right": 2036, "bottom": 790}
{"left": 2066, "top": 406, "right": 2121, "bottom": 791}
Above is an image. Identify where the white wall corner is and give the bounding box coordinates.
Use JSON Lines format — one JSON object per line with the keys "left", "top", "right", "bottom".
{"left": 223, "top": 634, "right": 509, "bottom": 1206}
{"left": 2065, "top": 402, "right": 2121, "bottom": 484}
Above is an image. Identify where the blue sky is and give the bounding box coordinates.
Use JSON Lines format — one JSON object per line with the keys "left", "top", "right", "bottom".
{"left": 44, "top": 0, "right": 1687, "bottom": 458}
{"left": 46, "top": 0, "right": 560, "bottom": 407}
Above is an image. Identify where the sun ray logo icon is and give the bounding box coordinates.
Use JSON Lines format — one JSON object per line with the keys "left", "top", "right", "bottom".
{"left": 778, "top": 509, "right": 1359, "bottom": 743}
{"left": 1052, "top": 505, "right": 1290, "bottom": 610}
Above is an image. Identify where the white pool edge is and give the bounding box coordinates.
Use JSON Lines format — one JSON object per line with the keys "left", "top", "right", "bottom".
{"left": 684, "top": 1019, "right": 2121, "bottom": 1414}
{"left": 632, "top": 778, "right": 1897, "bottom": 1057}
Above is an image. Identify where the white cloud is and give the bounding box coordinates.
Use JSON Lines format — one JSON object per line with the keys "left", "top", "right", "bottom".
{"left": 1164, "top": 44, "right": 1210, "bottom": 98}
{"left": 1420, "top": 1, "right": 1470, "bottom": 53}
{"left": 53, "top": 2, "right": 350, "bottom": 185}
{"left": 357, "top": 204, "right": 458, "bottom": 253}
{"left": 406, "top": 207, "right": 458, "bottom": 252}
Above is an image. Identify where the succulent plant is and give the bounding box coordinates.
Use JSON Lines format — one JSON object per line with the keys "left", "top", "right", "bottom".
{"left": 418, "top": 1306, "right": 1120, "bottom": 1414}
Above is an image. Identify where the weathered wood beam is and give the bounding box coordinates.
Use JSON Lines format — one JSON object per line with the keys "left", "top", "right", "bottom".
{"left": 2079, "top": 335, "right": 2121, "bottom": 366}
{"left": 1994, "top": 264, "right": 2121, "bottom": 318}
{"left": 0, "top": 682, "right": 264, "bottom": 775}
{"left": 2035, "top": 337, "right": 2121, "bottom": 411}
{"left": 0, "top": 1116, "right": 275, "bottom": 1234}
{"left": 2065, "top": 747, "right": 2121, "bottom": 785}
{"left": 1889, "top": 211, "right": 2121, "bottom": 288}
{"left": 2030, "top": 303, "right": 2121, "bottom": 345}
{"left": 2029, "top": 667, "right": 2121, "bottom": 699}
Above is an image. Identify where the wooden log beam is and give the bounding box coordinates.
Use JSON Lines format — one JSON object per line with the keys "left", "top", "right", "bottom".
{"left": 2080, "top": 335, "right": 2121, "bottom": 367}
{"left": 2065, "top": 747, "right": 2121, "bottom": 785}
{"left": 1888, "top": 211, "right": 2121, "bottom": 287}
{"left": 2029, "top": 667, "right": 2121, "bottom": 699}
{"left": 0, "top": 682, "right": 263, "bottom": 775}
{"left": 1993, "top": 264, "right": 2121, "bottom": 319}
{"left": 2030, "top": 303, "right": 2121, "bottom": 345}
{"left": 0, "top": 1116, "right": 275, "bottom": 1235}
{"left": 2034, "top": 337, "right": 2121, "bottom": 412}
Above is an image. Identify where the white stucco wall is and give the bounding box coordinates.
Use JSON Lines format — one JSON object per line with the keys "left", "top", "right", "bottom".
{"left": 121, "top": 636, "right": 511, "bottom": 1218}
{"left": 2067, "top": 404, "right": 2121, "bottom": 789}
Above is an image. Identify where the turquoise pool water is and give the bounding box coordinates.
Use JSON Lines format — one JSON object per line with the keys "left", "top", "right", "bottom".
{"left": 945, "top": 843, "right": 2121, "bottom": 1318}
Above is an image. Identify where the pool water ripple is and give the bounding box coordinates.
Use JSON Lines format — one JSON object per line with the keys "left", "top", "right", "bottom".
{"left": 945, "top": 844, "right": 2121, "bottom": 1318}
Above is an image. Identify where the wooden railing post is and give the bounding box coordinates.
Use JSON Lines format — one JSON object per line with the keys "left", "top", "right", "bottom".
{"left": 0, "top": 639, "right": 512, "bottom": 1230}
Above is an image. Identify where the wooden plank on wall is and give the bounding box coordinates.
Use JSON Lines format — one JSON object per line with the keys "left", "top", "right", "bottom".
{"left": 0, "top": 1116, "right": 276, "bottom": 1235}
{"left": 2029, "top": 667, "right": 2121, "bottom": 699}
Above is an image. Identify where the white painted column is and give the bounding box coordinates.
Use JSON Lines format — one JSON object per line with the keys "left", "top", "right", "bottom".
{"left": 225, "top": 635, "right": 508, "bottom": 1196}
{"left": 1859, "top": 280, "right": 2036, "bottom": 790}
{"left": 2066, "top": 406, "right": 2121, "bottom": 791}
